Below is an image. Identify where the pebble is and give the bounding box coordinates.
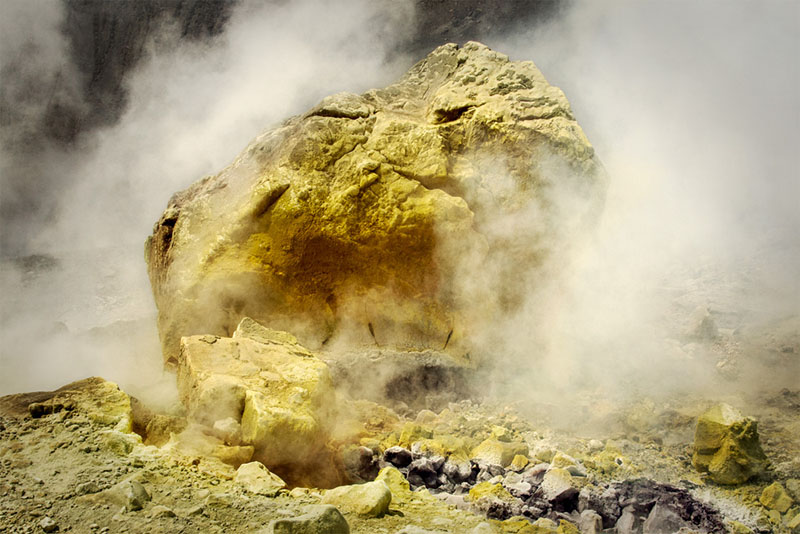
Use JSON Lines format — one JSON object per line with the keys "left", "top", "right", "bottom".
{"left": 39, "top": 516, "right": 58, "bottom": 533}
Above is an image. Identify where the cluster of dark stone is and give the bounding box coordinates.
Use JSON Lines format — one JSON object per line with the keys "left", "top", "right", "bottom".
{"left": 377, "top": 445, "right": 729, "bottom": 534}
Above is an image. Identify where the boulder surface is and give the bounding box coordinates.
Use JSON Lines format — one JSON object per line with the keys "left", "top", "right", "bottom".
{"left": 691, "top": 403, "right": 767, "bottom": 485}
{"left": 145, "top": 41, "right": 606, "bottom": 365}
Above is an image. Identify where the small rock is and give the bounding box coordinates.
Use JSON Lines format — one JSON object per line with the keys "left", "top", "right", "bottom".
{"left": 615, "top": 506, "right": 640, "bottom": 534}
{"left": 39, "top": 516, "right": 58, "bottom": 532}
{"left": 76, "top": 481, "right": 101, "bottom": 495}
{"left": 407, "top": 458, "right": 440, "bottom": 488}
{"left": 187, "top": 504, "right": 204, "bottom": 516}
{"left": 538, "top": 468, "right": 580, "bottom": 506}
{"left": 442, "top": 459, "right": 473, "bottom": 484}
{"left": 760, "top": 482, "right": 794, "bottom": 513}
{"left": 471, "top": 439, "right": 528, "bottom": 467}
{"left": 148, "top": 505, "right": 176, "bottom": 518}
{"left": 509, "top": 454, "right": 529, "bottom": 472}
{"left": 787, "top": 513, "right": 800, "bottom": 533}
{"left": 384, "top": 446, "right": 412, "bottom": 468}
{"left": 266, "top": 504, "right": 349, "bottom": 534}
{"left": 321, "top": 480, "right": 391, "bottom": 517}
{"left": 234, "top": 462, "right": 286, "bottom": 497}
{"left": 212, "top": 417, "right": 242, "bottom": 446}
{"left": 579, "top": 509, "right": 603, "bottom": 534}
{"left": 642, "top": 503, "right": 692, "bottom": 533}
{"left": 104, "top": 479, "right": 150, "bottom": 511}
{"left": 587, "top": 440, "right": 604, "bottom": 453}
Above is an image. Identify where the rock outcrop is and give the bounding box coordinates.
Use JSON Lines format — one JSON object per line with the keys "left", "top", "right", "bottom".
{"left": 145, "top": 41, "right": 606, "bottom": 367}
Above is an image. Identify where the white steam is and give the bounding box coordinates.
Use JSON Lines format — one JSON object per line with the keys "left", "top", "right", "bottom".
{"left": 484, "top": 0, "right": 800, "bottom": 402}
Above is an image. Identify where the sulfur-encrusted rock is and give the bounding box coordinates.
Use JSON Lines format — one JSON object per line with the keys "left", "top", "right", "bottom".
{"left": 145, "top": 41, "right": 606, "bottom": 366}
{"left": 234, "top": 461, "right": 286, "bottom": 497}
{"left": 471, "top": 438, "right": 529, "bottom": 467}
{"left": 321, "top": 480, "right": 392, "bottom": 517}
{"left": 266, "top": 505, "right": 350, "bottom": 534}
{"left": 692, "top": 403, "right": 767, "bottom": 484}
{"left": 19, "top": 377, "right": 133, "bottom": 430}
{"left": 760, "top": 482, "right": 794, "bottom": 513}
{"left": 176, "top": 319, "right": 339, "bottom": 485}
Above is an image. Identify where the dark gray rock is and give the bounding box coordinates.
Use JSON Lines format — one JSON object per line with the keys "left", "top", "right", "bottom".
{"left": 407, "top": 458, "right": 440, "bottom": 488}
{"left": 384, "top": 446, "right": 413, "bottom": 468}
{"left": 642, "top": 503, "right": 692, "bottom": 534}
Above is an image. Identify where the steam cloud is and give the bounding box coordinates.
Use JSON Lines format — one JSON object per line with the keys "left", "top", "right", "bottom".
{"left": 1, "top": 0, "right": 797, "bottom": 421}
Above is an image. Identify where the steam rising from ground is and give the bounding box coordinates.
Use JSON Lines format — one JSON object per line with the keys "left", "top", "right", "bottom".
{"left": 482, "top": 0, "right": 800, "bottom": 408}
{"left": 1, "top": 0, "right": 798, "bottom": 422}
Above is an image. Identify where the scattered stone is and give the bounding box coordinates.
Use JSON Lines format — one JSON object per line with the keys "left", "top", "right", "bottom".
{"left": 266, "top": 504, "right": 349, "bottom": 534}
{"left": 148, "top": 505, "right": 176, "bottom": 518}
{"left": 692, "top": 403, "right": 767, "bottom": 484}
{"left": 321, "top": 480, "right": 392, "bottom": 518}
{"left": 578, "top": 509, "right": 603, "bottom": 534}
{"left": 76, "top": 481, "right": 101, "bottom": 495}
{"left": 101, "top": 479, "right": 151, "bottom": 511}
{"left": 642, "top": 503, "right": 692, "bottom": 533}
{"left": 471, "top": 439, "right": 528, "bottom": 467}
{"left": 234, "top": 462, "right": 286, "bottom": 497}
{"left": 342, "top": 445, "right": 378, "bottom": 483}
{"left": 538, "top": 468, "right": 580, "bottom": 507}
{"left": 375, "top": 467, "right": 412, "bottom": 499}
{"left": 407, "top": 457, "right": 440, "bottom": 488}
{"left": 509, "top": 454, "right": 529, "bottom": 472}
{"left": 212, "top": 417, "right": 242, "bottom": 446}
{"left": 759, "top": 482, "right": 794, "bottom": 513}
{"left": 39, "top": 516, "right": 58, "bottom": 532}
{"left": 442, "top": 458, "right": 474, "bottom": 484}
{"left": 384, "top": 446, "right": 413, "bottom": 468}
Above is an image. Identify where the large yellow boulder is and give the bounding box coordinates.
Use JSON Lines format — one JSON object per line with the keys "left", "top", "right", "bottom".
{"left": 145, "top": 41, "right": 606, "bottom": 366}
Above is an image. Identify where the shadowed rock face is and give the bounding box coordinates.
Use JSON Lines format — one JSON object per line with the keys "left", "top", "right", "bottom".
{"left": 145, "top": 42, "right": 606, "bottom": 366}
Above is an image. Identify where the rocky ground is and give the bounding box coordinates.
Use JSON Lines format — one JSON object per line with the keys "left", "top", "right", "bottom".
{"left": 1, "top": 318, "right": 798, "bottom": 534}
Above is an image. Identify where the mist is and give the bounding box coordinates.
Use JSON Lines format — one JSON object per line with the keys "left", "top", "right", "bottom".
{"left": 1, "top": 0, "right": 798, "bottom": 422}
{"left": 481, "top": 0, "right": 800, "bottom": 407}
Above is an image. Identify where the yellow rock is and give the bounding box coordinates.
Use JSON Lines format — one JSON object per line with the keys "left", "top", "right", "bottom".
{"left": 146, "top": 42, "right": 606, "bottom": 366}
{"left": 510, "top": 454, "right": 530, "bottom": 471}
{"left": 788, "top": 512, "right": 800, "bottom": 533}
{"left": 468, "top": 482, "right": 516, "bottom": 503}
{"left": 234, "top": 461, "right": 286, "bottom": 497}
{"left": 321, "top": 480, "right": 392, "bottom": 517}
{"left": 472, "top": 439, "right": 529, "bottom": 467}
{"left": 727, "top": 520, "right": 753, "bottom": 534}
{"left": 376, "top": 466, "right": 411, "bottom": 496}
{"left": 692, "top": 403, "right": 767, "bottom": 485}
{"left": 760, "top": 482, "right": 794, "bottom": 513}
{"left": 556, "top": 520, "right": 580, "bottom": 534}
{"left": 176, "top": 320, "right": 338, "bottom": 484}
{"left": 550, "top": 452, "right": 577, "bottom": 468}
{"left": 398, "top": 422, "right": 433, "bottom": 447}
